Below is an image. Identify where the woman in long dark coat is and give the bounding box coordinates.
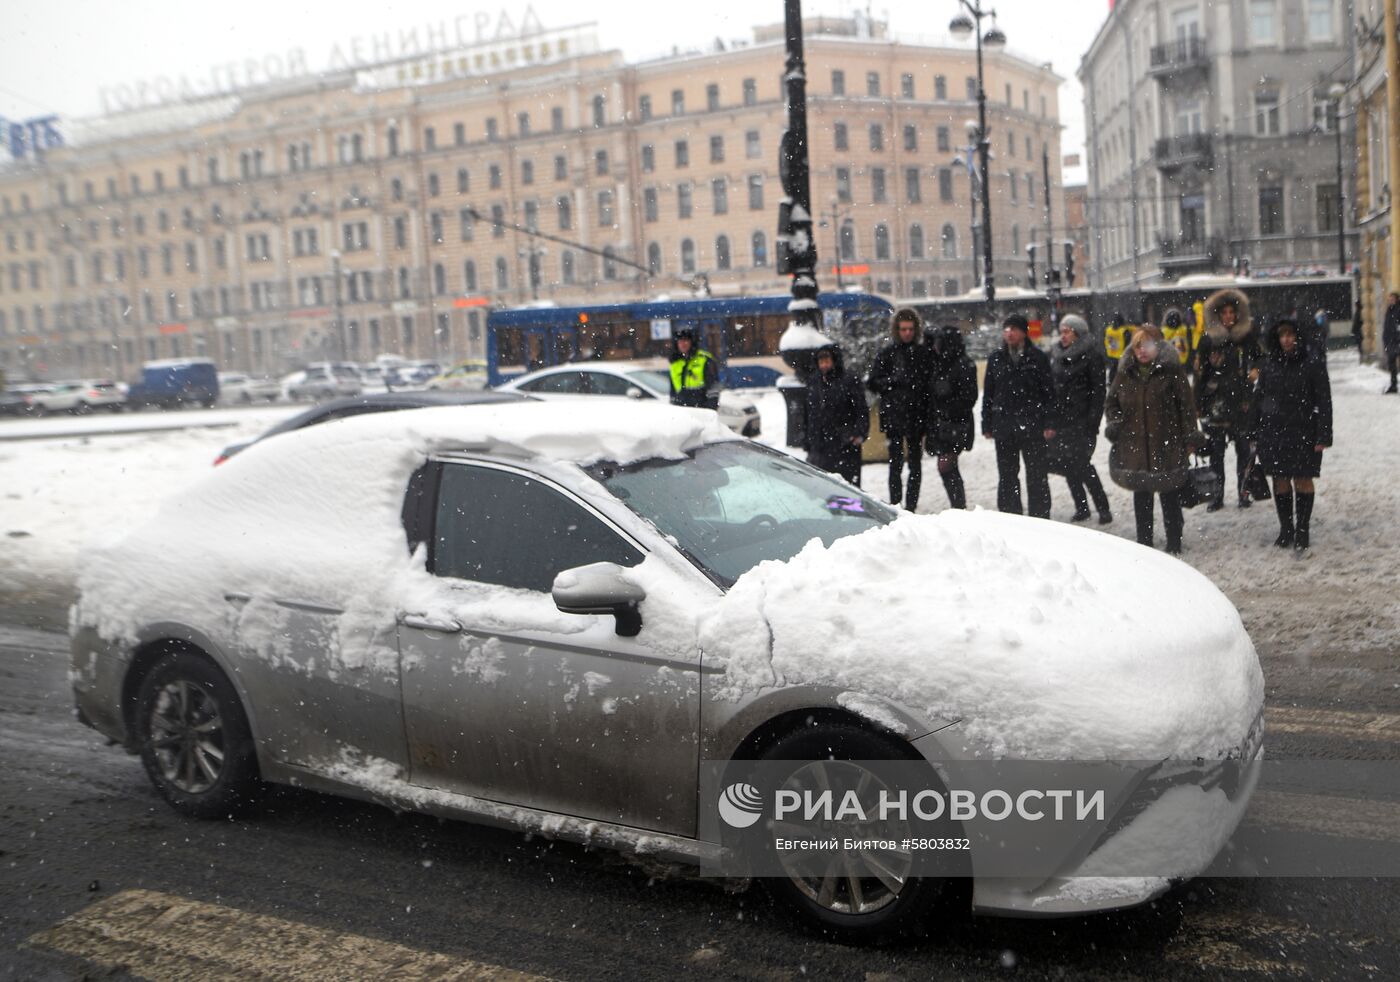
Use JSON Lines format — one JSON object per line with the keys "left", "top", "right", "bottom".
{"left": 923, "top": 324, "right": 977, "bottom": 509}
{"left": 1047, "top": 314, "right": 1112, "bottom": 524}
{"left": 804, "top": 343, "right": 868, "bottom": 486}
{"left": 1105, "top": 329, "right": 1201, "bottom": 554}
{"left": 1247, "top": 319, "right": 1332, "bottom": 552}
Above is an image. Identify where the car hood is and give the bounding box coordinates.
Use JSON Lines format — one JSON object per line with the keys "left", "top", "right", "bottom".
{"left": 698, "top": 510, "right": 1263, "bottom": 761}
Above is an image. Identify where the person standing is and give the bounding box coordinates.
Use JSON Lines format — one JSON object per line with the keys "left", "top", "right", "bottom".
{"left": 1248, "top": 319, "right": 1333, "bottom": 552}
{"left": 1047, "top": 314, "right": 1113, "bottom": 524}
{"left": 668, "top": 328, "right": 718, "bottom": 409}
{"left": 804, "top": 343, "right": 867, "bottom": 486}
{"left": 1105, "top": 329, "right": 1201, "bottom": 554}
{"left": 1200, "top": 288, "right": 1260, "bottom": 508}
{"left": 924, "top": 324, "right": 978, "bottom": 509}
{"left": 981, "top": 314, "right": 1055, "bottom": 519}
{"left": 866, "top": 308, "right": 931, "bottom": 510}
{"left": 1383, "top": 292, "right": 1400, "bottom": 394}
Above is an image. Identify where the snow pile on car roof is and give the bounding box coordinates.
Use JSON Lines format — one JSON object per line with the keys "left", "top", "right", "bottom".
{"left": 700, "top": 509, "right": 1263, "bottom": 761}
{"left": 73, "top": 401, "right": 733, "bottom": 655}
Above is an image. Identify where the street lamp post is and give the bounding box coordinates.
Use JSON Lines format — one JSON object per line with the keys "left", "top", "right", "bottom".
{"left": 330, "top": 249, "right": 343, "bottom": 362}
{"left": 949, "top": 1, "right": 1006, "bottom": 306}
{"left": 1328, "top": 83, "right": 1348, "bottom": 277}
{"left": 818, "top": 198, "right": 848, "bottom": 291}
{"left": 955, "top": 121, "right": 982, "bottom": 292}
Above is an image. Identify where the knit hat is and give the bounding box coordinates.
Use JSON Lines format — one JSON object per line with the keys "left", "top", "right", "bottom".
{"left": 1060, "top": 314, "right": 1090, "bottom": 339}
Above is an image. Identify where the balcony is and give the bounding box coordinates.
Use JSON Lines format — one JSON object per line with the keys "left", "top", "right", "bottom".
{"left": 1148, "top": 37, "right": 1209, "bottom": 81}
{"left": 1157, "top": 234, "right": 1223, "bottom": 275}
{"left": 1154, "top": 134, "right": 1213, "bottom": 172}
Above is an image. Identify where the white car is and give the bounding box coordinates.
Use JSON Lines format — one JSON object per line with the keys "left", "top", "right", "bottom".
{"left": 71, "top": 401, "right": 1262, "bottom": 940}
{"left": 21, "top": 380, "right": 124, "bottom": 414}
{"left": 219, "top": 373, "right": 282, "bottom": 404}
{"left": 496, "top": 362, "right": 761, "bottom": 437}
{"left": 426, "top": 360, "right": 489, "bottom": 391}
{"left": 283, "top": 363, "right": 362, "bottom": 401}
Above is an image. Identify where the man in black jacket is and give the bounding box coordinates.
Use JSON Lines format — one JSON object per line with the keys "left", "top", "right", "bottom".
{"left": 982, "top": 314, "right": 1055, "bottom": 518}
{"left": 866, "top": 308, "right": 931, "bottom": 509}
{"left": 804, "top": 344, "right": 867, "bottom": 486}
{"left": 1384, "top": 292, "right": 1399, "bottom": 394}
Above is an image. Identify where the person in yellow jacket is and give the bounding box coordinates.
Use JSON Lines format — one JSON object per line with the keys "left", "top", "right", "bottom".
{"left": 669, "top": 328, "right": 719, "bottom": 409}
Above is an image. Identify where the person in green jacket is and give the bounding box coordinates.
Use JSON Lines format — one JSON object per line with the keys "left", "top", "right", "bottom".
{"left": 668, "top": 328, "right": 719, "bottom": 409}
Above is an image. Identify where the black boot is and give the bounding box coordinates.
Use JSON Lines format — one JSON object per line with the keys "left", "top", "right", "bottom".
{"left": 1294, "top": 492, "right": 1314, "bottom": 551}
{"left": 1068, "top": 479, "right": 1091, "bottom": 521}
{"left": 1273, "top": 492, "right": 1294, "bottom": 548}
{"left": 940, "top": 468, "right": 966, "bottom": 509}
{"left": 1086, "top": 470, "right": 1113, "bottom": 524}
{"left": 1133, "top": 492, "right": 1154, "bottom": 547}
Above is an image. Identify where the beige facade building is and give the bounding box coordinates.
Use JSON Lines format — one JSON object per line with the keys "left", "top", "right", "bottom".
{"left": 1349, "top": 0, "right": 1399, "bottom": 355}
{"left": 0, "top": 18, "right": 1062, "bottom": 380}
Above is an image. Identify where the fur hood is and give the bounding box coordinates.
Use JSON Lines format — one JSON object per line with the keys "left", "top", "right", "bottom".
{"left": 1204, "top": 288, "right": 1253, "bottom": 344}
{"left": 1051, "top": 329, "right": 1097, "bottom": 368}
{"left": 889, "top": 307, "right": 923, "bottom": 341}
{"left": 1117, "top": 339, "right": 1184, "bottom": 373}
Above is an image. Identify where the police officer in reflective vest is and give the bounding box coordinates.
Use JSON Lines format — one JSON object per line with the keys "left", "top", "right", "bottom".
{"left": 669, "top": 328, "right": 719, "bottom": 409}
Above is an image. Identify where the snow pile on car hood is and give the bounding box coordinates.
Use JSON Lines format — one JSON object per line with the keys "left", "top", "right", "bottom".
{"left": 699, "top": 510, "right": 1263, "bottom": 760}
{"left": 73, "top": 401, "right": 731, "bottom": 662}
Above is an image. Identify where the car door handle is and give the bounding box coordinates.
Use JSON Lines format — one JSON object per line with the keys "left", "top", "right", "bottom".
{"left": 400, "top": 614, "right": 463, "bottom": 634}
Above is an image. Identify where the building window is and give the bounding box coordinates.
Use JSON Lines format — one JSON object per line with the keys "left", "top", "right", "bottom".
{"left": 1011, "top": 225, "right": 1021, "bottom": 255}
{"left": 909, "top": 224, "right": 924, "bottom": 258}
{"left": 911, "top": 279, "right": 927, "bottom": 298}
{"left": 1316, "top": 183, "right": 1341, "bottom": 231}
{"left": 706, "top": 83, "right": 720, "bottom": 111}
{"left": 491, "top": 204, "right": 505, "bottom": 237}
{"left": 517, "top": 112, "right": 531, "bottom": 136}
{"left": 555, "top": 155, "right": 568, "bottom": 180}
{"left": 495, "top": 257, "right": 509, "bottom": 291}
{"left": 839, "top": 221, "right": 856, "bottom": 261}
{"left": 905, "top": 167, "right": 922, "bottom": 203}
{"left": 647, "top": 242, "right": 662, "bottom": 274}
{"left": 746, "top": 130, "right": 761, "bottom": 159}
{"left": 457, "top": 168, "right": 469, "bottom": 194}
{"left": 424, "top": 127, "right": 436, "bottom": 151}
{"left": 459, "top": 209, "right": 474, "bottom": 241}
{"left": 831, "top": 70, "right": 845, "bottom": 96}
{"left": 874, "top": 224, "right": 890, "bottom": 260}
{"left": 752, "top": 231, "right": 768, "bottom": 267}
{"left": 836, "top": 167, "right": 852, "bottom": 202}
{"left": 900, "top": 73, "right": 915, "bottom": 99}
{"left": 644, "top": 188, "right": 659, "bottom": 222}
{"left": 490, "top": 164, "right": 502, "bottom": 189}
{"left": 936, "top": 126, "right": 951, "bottom": 153}
{"left": 675, "top": 140, "right": 689, "bottom": 167}
{"left": 941, "top": 223, "right": 957, "bottom": 259}
{"left": 561, "top": 251, "right": 575, "bottom": 283}
{"left": 1312, "top": 92, "right": 1339, "bottom": 132}
{"left": 715, "top": 235, "right": 731, "bottom": 270}
{"left": 523, "top": 200, "right": 538, "bottom": 231}
{"left": 834, "top": 122, "right": 849, "bottom": 151}
{"left": 866, "top": 71, "right": 880, "bottom": 96}
{"left": 595, "top": 150, "right": 609, "bottom": 175}
{"left": 640, "top": 145, "right": 654, "bottom": 172}
{"left": 522, "top": 160, "right": 535, "bottom": 184}
{"left": 598, "top": 190, "right": 615, "bottom": 226}
{"left": 934, "top": 75, "right": 947, "bottom": 100}
{"left": 430, "top": 212, "right": 444, "bottom": 244}
{"left": 1007, "top": 130, "right": 1016, "bottom": 157}
{"left": 557, "top": 195, "right": 572, "bottom": 230}
{"left": 428, "top": 173, "right": 440, "bottom": 196}
{"left": 592, "top": 95, "right": 606, "bottom": 128}
{"left": 680, "top": 239, "right": 696, "bottom": 273}
{"left": 903, "top": 124, "right": 918, "bottom": 152}
{"left": 1250, "top": 0, "right": 1278, "bottom": 44}
{"left": 551, "top": 107, "right": 564, "bottom": 132}
{"left": 678, "top": 183, "right": 693, "bottom": 219}
{"left": 742, "top": 78, "right": 757, "bottom": 105}
{"left": 966, "top": 76, "right": 977, "bottom": 101}
{"left": 1009, "top": 169, "right": 1019, "bottom": 203}
{"left": 869, "top": 124, "right": 884, "bottom": 151}
{"left": 747, "top": 175, "right": 764, "bottom": 211}
{"left": 639, "top": 94, "right": 652, "bottom": 120}
{"left": 1254, "top": 89, "right": 1281, "bottom": 135}
{"left": 943, "top": 278, "right": 960, "bottom": 297}
{"left": 1259, "top": 185, "right": 1284, "bottom": 234}
{"left": 463, "top": 260, "right": 477, "bottom": 292}
{"left": 603, "top": 247, "right": 618, "bottom": 280}
{"left": 486, "top": 118, "right": 499, "bottom": 141}
{"left": 671, "top": 89, "right": 685, "bottom": 115}
{"left": 871, "top": 167, "right": 887, "bottom": 203}
{"left": 939, "top": 168, "right": 954, "bottom": 202}
{"left": 713, "top": 178, "right": 729, "bottom": 215}
{"left": 710, "top": 135, "right": 724, "bottom": 163}
{"left": 1005, "top": 82, "right": 1012, "bottom": 104}
{"left": 453, "top": 122, "right": 465, "bottom": 146}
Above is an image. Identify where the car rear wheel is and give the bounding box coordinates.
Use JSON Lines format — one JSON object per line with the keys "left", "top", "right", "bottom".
{"left": 136, "top": 652, "right": 260, "bottom": 819}
{"left": 758, "top": 723, "right": 958, "bottom": 944}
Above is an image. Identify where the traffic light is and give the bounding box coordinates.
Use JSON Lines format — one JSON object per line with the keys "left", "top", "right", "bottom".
{"left": 1026, "top": 243, "right": 1038, "bottom": 289}
{"left": 1063, "top": 241, "right": 1076, "bottom": 287}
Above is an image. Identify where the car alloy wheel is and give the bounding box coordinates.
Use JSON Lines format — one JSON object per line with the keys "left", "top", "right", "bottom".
{"left": 147, "top": 678, "right": 226, "bottom": 794}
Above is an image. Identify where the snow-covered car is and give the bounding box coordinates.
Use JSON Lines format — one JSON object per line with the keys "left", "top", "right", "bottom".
{"left": 496, "top": 362, "right": 761, "bottom": 437}
{"left": 425, "top": 359, "right": 489, "bottom": 391}
{"left": 70, "top": 402, "right": 1262, "bottom": 940}
{"left": 283, "top": 363, "right": 362, "bottom": 401}
{"left": 218, "top": 373, "right": 282, "bottom": 404}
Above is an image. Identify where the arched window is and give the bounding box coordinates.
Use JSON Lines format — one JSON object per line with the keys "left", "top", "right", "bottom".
{"left": 909, "top": 224, "right": 925, "bottom": 259}
{"left": 874, "top": 224, "right": 890, "bottom": 261}
{"left": 561, "top": 250, "right": 576, "bottom": 284}
{"left": 592, "top": 95, "right": 606, "bottom": 128}
{"left": 603, "top": 246, "right": 618, "bottom": 280}
{"left": 941, "top": 223, "right": 957, "bottom": 259}
{"left": 457, "top": 168, "right": 469, "bottom": 193}
{"left": 387, "top": 127, "right": 399, "bottom": 157}
{"left": 751, "top": 231, "right": 768, "bottom": 267}
{"left": 463, "top": 260, "right": 477, "bottom": 292}
{"left": 681, "top": 238, "right": 696, "bottom": 274}
{"left": 494, "top": 257, "right": 509, "bottom": 290}
{"left": 839, "top": 221, "right": 856, "bottom": 261}
{"left": 647, "top": 242, "right": 662, "bottom": 274}
{"left": 715, "top": 235, "right": 731, "bottom": 270}
{"left": 433, "top": 263, "right": 445, "bottom": 295}
{"left": 1012, "top": 224, "right": 1021, "bottom": 256}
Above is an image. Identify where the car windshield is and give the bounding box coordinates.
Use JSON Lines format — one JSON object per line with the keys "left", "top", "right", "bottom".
{"left": 588, "top": 441, "right": 895, "bottom": 588}
{"left": 624, "top": 370, "right": 671, "bottom": 398}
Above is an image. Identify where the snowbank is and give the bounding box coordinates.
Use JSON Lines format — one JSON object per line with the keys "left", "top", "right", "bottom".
{"left": 700, "top": 509, "right": 1263, "bottom": 761}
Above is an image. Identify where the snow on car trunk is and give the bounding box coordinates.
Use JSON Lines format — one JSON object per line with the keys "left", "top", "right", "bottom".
{"left": 699, "top": 508, "right": 1263, "bottom": 761}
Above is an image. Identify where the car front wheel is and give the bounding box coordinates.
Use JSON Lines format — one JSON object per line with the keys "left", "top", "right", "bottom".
{"left": 135, "top": 651, "right": 260, "bottom": 819}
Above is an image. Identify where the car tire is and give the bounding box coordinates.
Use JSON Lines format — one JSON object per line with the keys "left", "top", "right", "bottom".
{"left": 240, "top": 392, "right": 252, "bottom": 404}
{"left": 755, "top": 723, "right": 959, "bottom": 945}
{"left": 135, "top": 651, "right": 261, "bottom": 819}
{"left": 72, "top": 401, "right": 90, "bottom": 415}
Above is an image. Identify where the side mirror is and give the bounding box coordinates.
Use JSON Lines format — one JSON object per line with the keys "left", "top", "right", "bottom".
{"left": 625, "top": 386, "right": 645, "bottom": 400}
{"left": 552, "top": 562, "right": 646, "bottom": 637}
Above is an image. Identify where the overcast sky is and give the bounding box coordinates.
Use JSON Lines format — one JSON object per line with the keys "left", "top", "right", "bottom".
{"left": 0, "top": 0, "right": 1108, "bottom": 182}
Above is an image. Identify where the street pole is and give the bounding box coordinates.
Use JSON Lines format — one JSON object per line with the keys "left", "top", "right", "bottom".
{"left": 950, "top": 2, "right": 1005, "bottom": 307}
{"left": 330, "top": 250, "right": 343, "bottom": 362}
{"left": 1042, "top": 142, "right": 1059, "bottom": 328}
{"left": 1332, "top": 96, "right": 1347, "bottom": 277}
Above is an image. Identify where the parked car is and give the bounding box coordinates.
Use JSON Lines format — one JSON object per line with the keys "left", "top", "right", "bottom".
{"left": 213, "top": 389, "right": 534, "bottom": 465}
{"left": 398, "top": 361, "right": 442, "bottom": 387}
{"left": 284, "top": 363, "right": 362, "bottom": 401}
{"left": 16, "top": 381, "right": 123, "bottom": 414}
{"left": 75, "top": 379, "right": 127, "bottom": 411}
{"left": 426, "top": 360, "right": 489, "bottom": 391}
{"left": 496, "top": 362, "right": 761, "bottom": 437}
{"left": 218, "top": 373, "right": 282, "bottom": 404}
{"left": 126, "top": 359, "right": 220, "bottom": 410}
{"left": 0, "top": 387, "right": 31, "bottom": 416}
{"left": 73, "top": 401, "right": 1262, "bottom": 940}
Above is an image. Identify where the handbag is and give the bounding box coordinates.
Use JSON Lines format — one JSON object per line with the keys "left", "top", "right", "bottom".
{"left": 1179, "top": 455, "right": 1222, "bottom": 509}
{"left": 1242, "top": 454, "right": 1272, "bottom": 502}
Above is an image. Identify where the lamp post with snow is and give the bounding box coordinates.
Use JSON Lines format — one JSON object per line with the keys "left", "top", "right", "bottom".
{"left": 949, "top": 1, "right": 1005, "bottom": 305}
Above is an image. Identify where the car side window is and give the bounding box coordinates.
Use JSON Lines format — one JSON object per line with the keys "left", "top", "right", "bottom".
{"left": 584, "top": 373, "right": 634, "bottom": 396}
{"left": 432, "top": 464, "right": 643, "bottom": 592}
{"left": 520, "top": 372, "right": 585, "bottom": 394}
